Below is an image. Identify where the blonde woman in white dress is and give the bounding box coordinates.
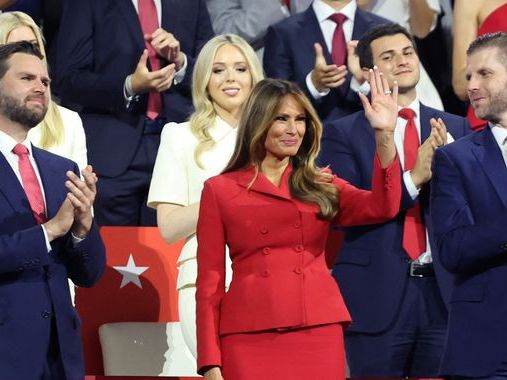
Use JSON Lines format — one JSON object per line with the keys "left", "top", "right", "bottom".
{"left": 148, "top": 34, "right": 264, "bottom": 358}
{"left": 0, "top": 11, "right": 87, "bottom": 172}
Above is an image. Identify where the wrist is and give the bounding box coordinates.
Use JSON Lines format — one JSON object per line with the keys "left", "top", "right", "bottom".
{"left": 410, "top": 170, "right": 422, "bottom": 188}
{"left": 43, "top": 220, "right": 60, "bottom": 242}
{"left": 71, "top": 217, "right": 92, "bottom": 239}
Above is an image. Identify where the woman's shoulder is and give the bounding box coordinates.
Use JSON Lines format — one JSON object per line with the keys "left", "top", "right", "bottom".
{"left": 56, "top": 104, "right": 83, "bottom": 129}
{"left": 159, "top": 121, "right": 197, "bottom": 149}
{"left": 161, "top": 120, "right": 193, "bottom": 138}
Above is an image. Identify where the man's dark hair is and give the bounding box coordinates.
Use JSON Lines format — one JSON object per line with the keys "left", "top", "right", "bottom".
{"left": 467, "top": 32, "right": 507, "bottom": 66}
{"left": 356, "top": 23, "right": 418, "bottom": 69}
{"left": 0, "top": 41, "right": 44, "bottom": 80}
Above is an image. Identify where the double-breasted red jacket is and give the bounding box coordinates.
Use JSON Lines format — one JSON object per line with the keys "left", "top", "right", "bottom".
{"left": 196, "top": 155, "right": 401, "bottom": 371}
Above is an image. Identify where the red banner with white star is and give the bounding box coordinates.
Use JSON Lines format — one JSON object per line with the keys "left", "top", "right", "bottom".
{"left": 76, "top": 227, "right": 184, "bottom": 375}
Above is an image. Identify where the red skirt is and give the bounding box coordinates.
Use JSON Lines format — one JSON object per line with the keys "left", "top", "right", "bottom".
{"left": 220, "top": 323, "right": 345, "bottom": 380}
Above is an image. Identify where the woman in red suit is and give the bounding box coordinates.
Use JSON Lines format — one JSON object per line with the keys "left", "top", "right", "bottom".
{"left": 196, "top": 69, "right": 401, "bottom": 380}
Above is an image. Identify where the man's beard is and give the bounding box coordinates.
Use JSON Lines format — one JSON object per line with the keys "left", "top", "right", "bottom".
{"left": 0, "top": 92, "right": 47, "bottom": 128}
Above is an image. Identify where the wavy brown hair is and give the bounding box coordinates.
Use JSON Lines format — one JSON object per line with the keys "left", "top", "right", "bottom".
{"left": 223, "top": 79, "right": 339, "bottom": 220}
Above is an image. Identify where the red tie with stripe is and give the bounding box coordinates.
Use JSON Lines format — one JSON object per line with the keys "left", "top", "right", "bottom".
{"left": 138, "top": 0, "right": 162, "bottom": 120}
{"left": 12, "top": 144, "right": 47, "bottom": 224}
{"left": 329, "top": 13, "right": 348, "bottom": 67}
{"left": 399, "top": 108, "right": 427, "bottom": 261}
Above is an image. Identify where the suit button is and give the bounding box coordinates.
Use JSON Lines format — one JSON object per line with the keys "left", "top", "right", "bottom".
{"left": 294, "top": 222, "right": 301, "bottom": 229}
{"left": 500, "top": 243, "right": 507, "bottom": 252}
{"left": 294, "top": 245, "right": 304, "bottom": 252}
{"left": 260, "top": 226, "right": 268, "bottom": 234}
{"left": 262, "top": 247, "right": 271, "bottom": 255}
{"left": 261, "top": 269, "right": 271, "bottom": 277}
{"left": 294, "top": 268, "right": 303, "bottom": 275}
{"left": 41, "top": 310, "right": 51, "bottom": 319}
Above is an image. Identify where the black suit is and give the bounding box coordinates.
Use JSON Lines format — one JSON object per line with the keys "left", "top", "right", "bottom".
{"left": 55, "top": 0, "right": 214, "bottom": 226}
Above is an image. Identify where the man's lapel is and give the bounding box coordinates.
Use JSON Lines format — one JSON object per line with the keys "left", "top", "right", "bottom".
{"left": 32, "top": 147, "right": 66, "bottom": 219}
{"left": 116, "top": 0, "right": 145, "bottom": 51}
{"left": 472, "top": 127, "right": 507, "bottom": 207}
{"left": 0, "top": 152, "right": 31, "bottom": 215}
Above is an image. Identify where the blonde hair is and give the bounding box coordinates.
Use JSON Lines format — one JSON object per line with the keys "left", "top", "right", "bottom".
{"left": 0, "top": 11, "right": 64, "bottom": 150}
{"left": 224, "top": 79, "right": 339, "bottom": 220}
{"left": 190, "top": 34, "right": 264, "bottom": 168}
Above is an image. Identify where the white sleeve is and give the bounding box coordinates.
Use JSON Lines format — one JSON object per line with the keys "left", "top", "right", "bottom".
{"left": 147, "top": 123, "right": 190, "bottom": 208}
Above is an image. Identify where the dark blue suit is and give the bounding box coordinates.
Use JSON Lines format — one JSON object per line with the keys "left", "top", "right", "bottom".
{"left": 0, "top": 146, "right": 105, "bottom": 380}
{"left": 431, "top": 127, "right": 507, "bottom": 377}
{"left": 318, "top": 104, "right": 470, "bottom": 376}
{"left": 263, "top": 5, "right": 387, "bottom": 121}
{"left": 55, "top": 0, "right": 214, "bottom": 226}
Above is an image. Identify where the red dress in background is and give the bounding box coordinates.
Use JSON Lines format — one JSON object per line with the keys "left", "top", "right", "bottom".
{"left": 467, "top": 2, "right": 507, "bottom": 130}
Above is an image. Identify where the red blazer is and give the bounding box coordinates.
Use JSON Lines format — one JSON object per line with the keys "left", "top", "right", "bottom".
{"left": 196, "top": 155, "right": 401, "bottom": 371}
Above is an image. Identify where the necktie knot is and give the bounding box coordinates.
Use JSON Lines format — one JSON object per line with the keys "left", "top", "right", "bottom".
{"left": 398, "top": 108, "right": 415, "bottom": 120}
{"left": 12, "top": 143, "right": 29, "bottom": 156}
{"left": 329, "top": 13, "right": 347, "bottom": 26}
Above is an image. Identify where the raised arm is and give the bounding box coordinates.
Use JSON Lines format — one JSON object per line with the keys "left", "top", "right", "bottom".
{"left": 452, "top": 0, "right": 481, "bottom": 101}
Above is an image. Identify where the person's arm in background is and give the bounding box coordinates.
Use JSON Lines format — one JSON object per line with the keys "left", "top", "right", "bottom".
{"left": 0, "top": 0, "right": 16, "bottom": 9}
{"left": 452, "top": 0, "right": 481, "bottom": 101}
{"left": 409, "top": 0, "right": 440, "bottom": 38}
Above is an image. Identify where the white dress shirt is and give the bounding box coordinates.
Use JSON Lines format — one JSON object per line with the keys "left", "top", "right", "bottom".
{"left": 395, "top": 98, "right": 454, "bottom": 263}
{"left": 490, "top": 123, "right": 507, "bottom": 167}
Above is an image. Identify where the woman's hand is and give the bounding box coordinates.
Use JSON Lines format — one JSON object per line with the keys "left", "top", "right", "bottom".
{"left": 204, "top": 366, "right": 224, "bottom": 380}
{"left": 359, "top": 66, "right": 398, "bottom": 134}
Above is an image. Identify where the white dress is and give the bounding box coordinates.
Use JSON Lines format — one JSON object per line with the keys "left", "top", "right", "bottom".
{"left": 28, "top": 104, "right": 88, "bottom": 172}
{"left": 147, "top": 116, "right": 236, "bottom": 358}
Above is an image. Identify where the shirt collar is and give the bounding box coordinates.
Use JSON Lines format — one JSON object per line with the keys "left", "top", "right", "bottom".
{"left": 0, "top": 129, "right": 33, "bottom": 158}
{"left": 398, "top": 97, "right": 421, "bottom": 119}
{"left": 489, "top": 122, "right": 507, "bottom": 149}
{"left": 313, "top": 0, "right": 356, "bottom": 23}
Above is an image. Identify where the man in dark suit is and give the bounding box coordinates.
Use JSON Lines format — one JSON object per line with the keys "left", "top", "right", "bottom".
{"left": 0, "top": 41, "right": 105, "bottom": 379}
{"left": 318, "top": 23, "right": 470, "bottom": 377}
{"left": 431, "top": 31, "right": 507, "bottom": 378}
{"left": 55, "top": 0, "right": 214, "bottom": 226}
{"left": 264, "top": 0, "right": 388, "bottom": 121}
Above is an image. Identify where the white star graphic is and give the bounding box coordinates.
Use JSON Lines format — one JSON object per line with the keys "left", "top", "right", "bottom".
{"left": 113, "top": 254, "right": 149, "bottom": 289}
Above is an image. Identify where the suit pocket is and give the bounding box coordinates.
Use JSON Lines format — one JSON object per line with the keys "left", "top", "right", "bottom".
{"left": 336, "top": 248, "right": 371, "bottom": 266}
{"left": 450, "top": 276, "right": 485, "bottom": 303}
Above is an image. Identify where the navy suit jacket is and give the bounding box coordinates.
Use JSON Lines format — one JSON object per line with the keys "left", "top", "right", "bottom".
{"left": 318, "top": 104, "right": 470, "bottom": 334}
{"left": 431, "top": 127, "right": 507, "bottom": 377}
{"left": 55, "top": 0, "right": 214, "bottom": 177}
{"left": 264, "top": 6, "right": 388, "bottom": 121}
{"left": 0, "top": 147, "right": 105, "bottom": 379}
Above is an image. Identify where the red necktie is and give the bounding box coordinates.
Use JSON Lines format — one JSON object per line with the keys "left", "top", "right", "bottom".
{"left": 329, "top": 13, "right": 348, "bottom": 67}
{"left": 12, "top": 144, "right": 47, "bottom": 224}
{"left": 399, "top": 108, "right": 427, "bottom": 261}
{"left": 283, "top": 0, "right": 291, "bottom": 11}
{"left": 138, "top": 0, "right": 162, "bottom": 120}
